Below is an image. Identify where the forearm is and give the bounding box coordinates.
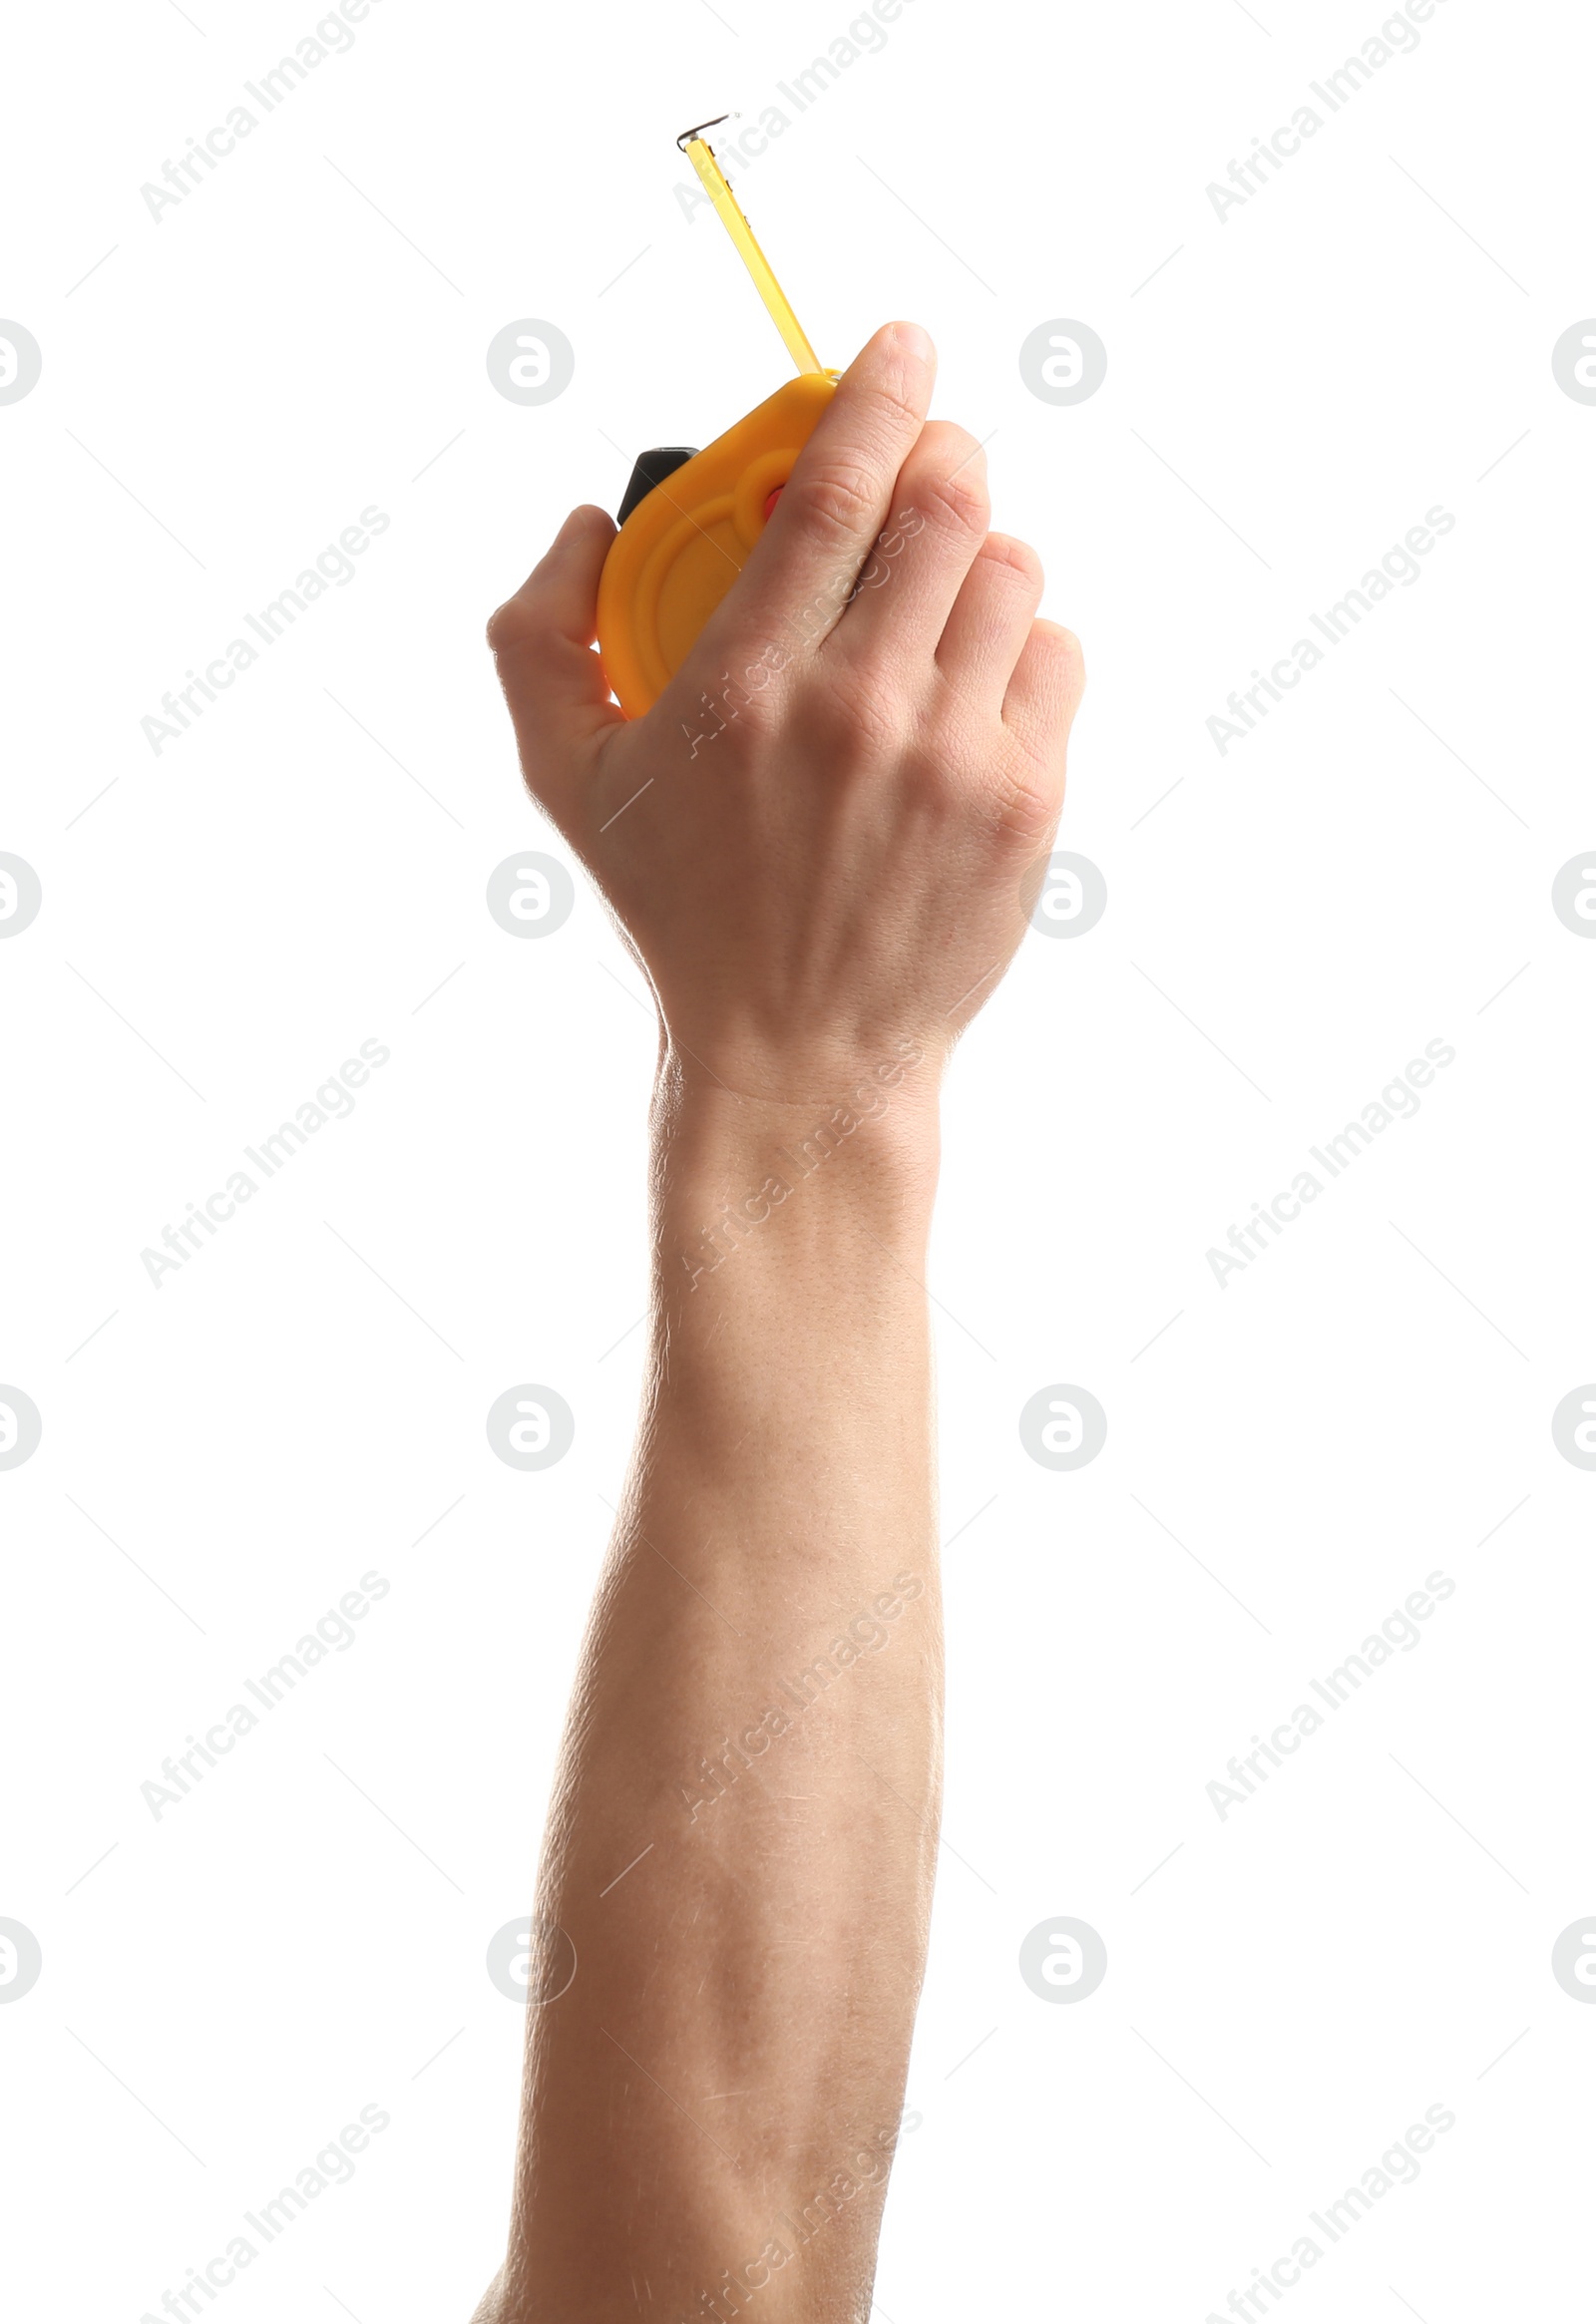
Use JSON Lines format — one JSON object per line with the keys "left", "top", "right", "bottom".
{"left": 498, "top": 1056, "right": 946, "bottom": 2319}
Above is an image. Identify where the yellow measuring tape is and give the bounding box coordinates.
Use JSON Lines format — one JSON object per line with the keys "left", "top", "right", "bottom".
{"left": 679, "top": 122, "right": 822, "bottom": 375}
{"left": 595, "top": 119, "right": 840, "bottom": 716}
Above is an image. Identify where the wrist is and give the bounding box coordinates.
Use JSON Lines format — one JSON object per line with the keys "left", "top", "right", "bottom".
{"left": 650, "top": 1043, "right": 941, "bottom": 1283}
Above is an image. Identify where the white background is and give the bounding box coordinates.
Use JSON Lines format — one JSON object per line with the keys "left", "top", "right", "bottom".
{"left": 3, "top": 0, "right": 1594, "bottom": 2317}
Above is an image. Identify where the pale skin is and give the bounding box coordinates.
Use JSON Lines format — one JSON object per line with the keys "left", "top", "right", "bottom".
{"left": 474, "top": 321, "right": 1083, "bottom": 2323}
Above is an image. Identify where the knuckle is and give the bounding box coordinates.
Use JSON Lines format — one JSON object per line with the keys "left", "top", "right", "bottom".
{"left": 790, "top": 461, "right": 881, "bottom": 546}
{"left": 862, "top": 367, "right": 927, "bottom": 437}
{"left": 979, "top": 533, "right": 1044, "bottom": 592}
{"left": 997, "top": 776, "right": 1060, "bottom": 848}
{"left": 1033, "top": 619, "right": 1087, "bottom": 696}
{"left": 843, "top": 370, "right": 927, "bottom": 466}
{"left": 485, "top": 598, "right": 525, "bottom": 656}
{"left": 894, "top": 429, "right": 988, "bottom": 545}
{"left": 925, "top": 457, "right": 990, "bottom": 538}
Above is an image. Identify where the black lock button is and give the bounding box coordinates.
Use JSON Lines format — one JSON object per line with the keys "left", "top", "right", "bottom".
{"left": 616, "top": 447, "right": 700, "bottom": 527}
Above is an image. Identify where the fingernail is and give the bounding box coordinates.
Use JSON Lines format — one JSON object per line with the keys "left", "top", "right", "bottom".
{"left": 888, "top": 320, "right": 934, "bottom": 364}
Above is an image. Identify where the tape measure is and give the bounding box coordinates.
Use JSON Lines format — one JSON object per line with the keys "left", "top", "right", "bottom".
{"left": 595, "top": 121, "right": 839, "bottom": 719}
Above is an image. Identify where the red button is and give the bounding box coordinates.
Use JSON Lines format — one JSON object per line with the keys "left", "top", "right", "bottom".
{"left": 762, "top": 486, "right": 784, "bottom": 523}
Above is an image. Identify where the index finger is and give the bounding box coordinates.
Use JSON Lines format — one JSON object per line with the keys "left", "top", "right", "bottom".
{"left": 701, "top": 320, "right": 937, "bottom": 667}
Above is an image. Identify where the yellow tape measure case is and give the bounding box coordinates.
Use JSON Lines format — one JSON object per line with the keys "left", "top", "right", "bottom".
{"left": 596, "top": 370, "right": 837, "bottom": 719}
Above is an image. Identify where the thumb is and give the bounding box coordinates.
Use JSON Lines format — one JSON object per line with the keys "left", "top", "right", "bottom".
{"left": 487, "top": 505, "right": 622, "bottom": 815}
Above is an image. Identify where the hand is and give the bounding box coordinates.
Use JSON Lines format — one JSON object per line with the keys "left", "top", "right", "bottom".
{"left": 487, "top": 320, "right": 1085, "bottom": 1106}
